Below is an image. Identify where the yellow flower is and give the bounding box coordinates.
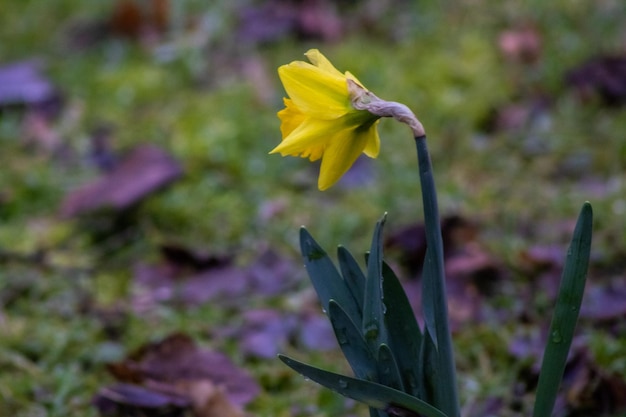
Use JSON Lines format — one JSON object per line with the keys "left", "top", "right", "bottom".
{"left": 270, "top": 49, "right": 381, "bottom": 190}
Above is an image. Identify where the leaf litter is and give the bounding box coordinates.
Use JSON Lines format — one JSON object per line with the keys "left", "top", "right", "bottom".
{"left": 96, "top": 332, "right": 259, "bottom": 417}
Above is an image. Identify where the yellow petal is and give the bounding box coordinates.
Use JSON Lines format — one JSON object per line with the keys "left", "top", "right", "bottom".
{"left": 304, "top": 49, "right": 344, "bottom": 77}
{"left": 269, "top": 118, "right": 336, "bottom": 157}
{"left": 277, "top": 98, "right": 305, "bottom": 139}
{"left": 361, "top": 120, "right": 381, "bottom": 158}
{"left": 299, "top": 144, "right": 326, "bottom": 161}
{"left": 278, "top": 63, "right": 349, "bottom": 119}
{"left": 317, "top": 128, "right": 370, "bottom": 190}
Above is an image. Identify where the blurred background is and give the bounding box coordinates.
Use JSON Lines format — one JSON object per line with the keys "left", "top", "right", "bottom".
{"left": 1, "top": 1, "right": 625, "bottom": 416}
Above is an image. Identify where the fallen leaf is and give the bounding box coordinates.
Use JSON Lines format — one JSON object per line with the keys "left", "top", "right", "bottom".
{"left": 92, "top": 382, "right": 190, "bottom": 417}
{"left": 580, "top": 280, "right": 626, "bottom": 322}
{"left": 215, "top": 306, "right": 335, "bottom": 360}
{"left": 295, "top": 0, "right": 342, "bottom": 42}
{"left": 0, "top": 60, "right": 66, "bottom": 153}
{"left": 60, "top": 144, "right": 183, "bottom": 217}
{"left": 133, "top": 246, "right": 299, "bottom": 309}
{"left": 107, "top": 333, "right": 260, "bottom": 407}
{"left": 237, "top": 309, "right": 298, "bottom": 359}
{"left": 297, "top": 311, "right": 336, "bottom": 351}
{"left": 133, "top": 259, "right": 248, "bottom": 309}
{"left": 385, "top": 214, "right": 479, "bottom": 278}
{"left": 236, "top": 0, "right": 342, "bottom": 44}
{"left": 236, "top": 0, "right": 297, "bottom": 44}
{"left": 0, "top": 60, "right": 59, "bottom": 108}
{"left": 565, "top": 54, "right": 626, "bottom": 107}
{"left": 175, "top": 380, "right": 245, "bottom": 417}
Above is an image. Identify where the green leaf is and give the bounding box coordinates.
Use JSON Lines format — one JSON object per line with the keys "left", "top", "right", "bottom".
{"left": 377, "top": 344, "right": 405, "bottom": 391}
{"left": 362, "top": 215, "right": 388, "bottom": 347}
{"left": 328, "top": 300, "right": 377, "bottom": 381}
{"left": 381, "top": 261, "right": 424, "bottom": 397}
{"left": 278, "top": 354, "right": 449, "bottom": 417}
{"left": 300, "top": 227, "right": 361, "bottom": 326}
{"left": 532, "top": 202, "right": 593, "bottom": 417}
{"left": 420, "top": 327, "right": 437, "bottom": 406}
{"left": 338, "top": 245, "right": 366, "bottom": 318}
{"left": 370, "top": 408, "right": 389, "bottom": 417}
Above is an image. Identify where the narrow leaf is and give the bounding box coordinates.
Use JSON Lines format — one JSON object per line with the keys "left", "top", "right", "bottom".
{"left": 300, "top": 227, "right": 361, "bottom": 325}
{"left": 370, "top": 408, "right": 389, "bottom": 417}
{"left": 382, "top": 261, "right": 423, "bottom": 397}
{"left": 419, "top": 327, "right": 437, "bottom": 406}
{"left": 278, "top": 354, "right": 449, "bottom": 417}
{"left": 338, "top": 245, "right": 366, "bottom": 317}
{"left": 377, "top": 344, "right": 405, "bottom": 391}
{"left": 328, "top": 300, "right": 377, "bottom": 381}
{"left": 532, "top": 203, "right": 593, "bottom": 417}
{"left": 362, "top": 215, "right": 388, "bottom": 347}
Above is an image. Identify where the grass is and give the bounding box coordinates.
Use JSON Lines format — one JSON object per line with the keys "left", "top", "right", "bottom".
{"left": 1, "top": 1, "right": 626, "bottom": 416}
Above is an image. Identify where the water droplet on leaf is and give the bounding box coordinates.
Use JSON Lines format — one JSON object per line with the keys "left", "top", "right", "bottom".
{"left": 551, "top": 330, "right": 563, "bottom": 343}
{"left": 337, "top": 330, "right": 349, "bottom": 345}
{"left": 364, "top": 323, "right": 379, "bottom": 339}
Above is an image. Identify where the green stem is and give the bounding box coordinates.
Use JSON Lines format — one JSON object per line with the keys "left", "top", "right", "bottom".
{"left": 415, "top": 135, "right": 460, "bottom": 417}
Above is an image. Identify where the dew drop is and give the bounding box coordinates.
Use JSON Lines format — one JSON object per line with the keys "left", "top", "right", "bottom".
{"left": 338, "top": 379, "right": 349, "bottom": 389}
{"left": 364, "top": 323, "right": 379, "bottom": 339}
{"left": 551, "top": 330, "right": 563, "bottom": 344}
{"left": 337, "top": 330, "right": 349, "bottom": 345}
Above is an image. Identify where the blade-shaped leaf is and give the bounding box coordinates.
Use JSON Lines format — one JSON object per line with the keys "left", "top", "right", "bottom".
{"left": 532, "top": 202, "right": 593, "bottom": 417}
{"left": 419, "top": 327, "right": 437, "bottom": 406}
{"left": 328, "top": 300, "right": 377, "bottom": 381}
{"left": 300, "top": 227, "right": 361, "bottom": 325}
{"left": 362, "top": 215, "right": 388, "bottom": 347}
{"left": 370, "top": 408, "right": 389, "bottom": 417}
{"left": 377, "top": 344, "right": 405, "bottom": 391}
{"left": 338, "top": 245, "right": 366, "bottom": 317}
{"left": 278, "top": 354, "right": 448, "bottom": 417}
{"left": 382, "top": 261, "right": 423, "bottom": 397}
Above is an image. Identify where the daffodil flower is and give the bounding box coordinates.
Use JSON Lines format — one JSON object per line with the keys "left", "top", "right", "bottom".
{"left": 270, "top": 49, "right": 424, "bottom": 190}
{"left": 269, "top": 49, "right": 382, "bottom": 190}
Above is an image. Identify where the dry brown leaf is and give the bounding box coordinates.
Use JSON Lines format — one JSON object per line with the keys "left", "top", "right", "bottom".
{"left": 107, "top": 333, "right": 260, "bottom": 407}
{"left": 60, "top": 144, "right": 182, "bottom": 217}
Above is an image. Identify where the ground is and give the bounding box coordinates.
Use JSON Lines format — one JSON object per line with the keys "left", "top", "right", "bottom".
{"left": 1, "top": 1, "right": 626, "bottom": 416}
